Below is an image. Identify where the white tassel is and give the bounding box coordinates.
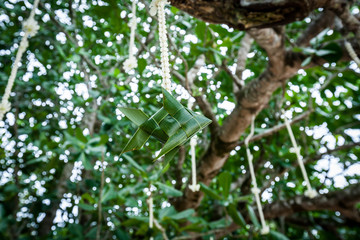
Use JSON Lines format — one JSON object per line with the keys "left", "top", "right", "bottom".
{"left": 189, "top": 135, "right": 200, "bottom": 192}
{"left": 149, "top": 0, "right": 171, "bottom": 92}
{"left": 282, "top": 110, "right": 318, "bottom": 199}
{"left": 123, "top": 0, "right": 138, "bottom": 72}
{"left": 245, "top": 116, "right": 269, "bottom": 235}
{"left": 0, "top": 0, "right": 40, "bottom": 121}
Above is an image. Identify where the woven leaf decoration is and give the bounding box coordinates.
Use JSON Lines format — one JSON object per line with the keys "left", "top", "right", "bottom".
{"left": 119, "top": 88, "right": 212, "bottom": 160}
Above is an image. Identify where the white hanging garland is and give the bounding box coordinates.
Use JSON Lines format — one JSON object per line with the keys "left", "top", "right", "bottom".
{"left": 123, "top": 0, "right": 138, "bottom": 72}
{"left": 245, "top": 116, "right": 270, "bottom": 235}
{"left": 344, "top": 41, "right": 360, "bottom": 68}
{"left": 188, "top": 99, "right": 200, "bottom": 192}
{"left": 149, "top": 0, "right": 171, "bottom": 92}
{"left": 0, "top": 0, "right": 40, "bottom": 120}
{"left": 282, "top": 110, "right": 318, "bottom": 199}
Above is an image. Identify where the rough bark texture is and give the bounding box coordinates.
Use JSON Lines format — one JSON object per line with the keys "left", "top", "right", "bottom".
{"left": 170, "top": 0, "right": 329, "bottom": 30}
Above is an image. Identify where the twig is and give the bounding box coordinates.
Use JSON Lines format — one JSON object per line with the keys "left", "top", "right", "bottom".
{"left": 153, "top": 218, "right": 169, "bottom": 240}
{"left": 238, "top": 109, "right": 313, "bottom": 146}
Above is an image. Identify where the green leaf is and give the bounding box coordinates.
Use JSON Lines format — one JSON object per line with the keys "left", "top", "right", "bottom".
{"left": 138, "top": 58, "right": 147, "bottom": 75}
{"left": 301, "top": 56, "right": 312, "bottom": 67}
{"left": 169, "top": 209, "right": 195, "bottom": 220}
{"left": 227, "top": 203, "right": 246, "bottom": 228}
{"left": 200, "top": 182, "right": 222, "bottom": 200}
{"left": 75, "top": 128, "right": 88, "bottom": 143}
{"left": 247, "top": 205, "right": 260, "bottom": 228}
{"left": 122, "top": 153, "right": 146, "bottom": 175}
{"left": 270, "top": 230, "right": 290, "bottom": 240}
{"left": 195, "top": 21, "right": 206, "bottom": 42}
{"left": 78, "top": 203, "right": 95, "bottom": 211}
{"left": 156, "top": 182, "right": 183, "bottom": 197}
{"left": 79, "top": 152, "right": 92, "bottom": 170}
{"left": 218, "top": 171, "right": 232, "bottom": 198}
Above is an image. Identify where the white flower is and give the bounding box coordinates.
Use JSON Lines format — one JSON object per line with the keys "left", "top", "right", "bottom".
{"left": 23, "top": 17, "right": 40, "bottom": 37}
{"left": 0, "top": 100, "right": 11, "bottom": 120}
{"left": 304, "top": 188, "right": 318, "bottom": 199}
{"left": 123, "top": 57, "right": 138, "bottom": 72}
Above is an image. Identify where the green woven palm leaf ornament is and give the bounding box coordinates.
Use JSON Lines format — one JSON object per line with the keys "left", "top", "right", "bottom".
{"left": 119, "top": 88, "right": 211, "bottom": 161}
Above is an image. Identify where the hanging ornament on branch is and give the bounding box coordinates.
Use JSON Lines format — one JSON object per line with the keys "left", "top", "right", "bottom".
{"left": 149, "top": 0, "right": 171, "bottom": 91}
{"left": 344, "top": 41, "right": 360, "bottom": 68}
{"left": 282, "top": 110, "right": 318, "bottom": 199}
{"left": 119, "top": 0, "right": 211, "bottom": 166}
{"left": 123, "top": 0, "right": 138, "bottom": 72}
{"left": 245, "top": 116, "right": 270, "bottom": 235}
{"left": 187, "top": 99, "right": 200, "bottom": 192}
{"left": 0, "top": 0, "right": 40, "bottom": 120}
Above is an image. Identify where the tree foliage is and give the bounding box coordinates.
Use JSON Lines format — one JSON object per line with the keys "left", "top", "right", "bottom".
{"left": 0, "top": 0, "right": 360, "bottom": 239}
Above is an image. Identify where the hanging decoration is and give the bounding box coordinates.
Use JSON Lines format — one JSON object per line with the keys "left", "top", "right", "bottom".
{"left": 147, "top": 195, "right": 154, "bottom": 234}
{"left": 119, "top": 90, "right": 211, "bottom": 160}
{"left": 245, "top": 116, "right": 270, "bottom": 235}
{"left": 149, "top": 0, "right": 171, "bottom": 91}
{"left": 344, "top": 41, "right": 360, "bottom": 67}
{"left": 0, "top": 0, "right": 40, "bottom": 120}
{"left": 123, "top": 0, "right": 138, "bottom": 72}
{"left": 282, "top": 110, "right": 318, "bottom": 199}
{"left": 189, "top": 135, "right": 200, "bottom": 192}
{"left": 120, "top": 0, "right": 211, "bottom": 164}
{"left": 187, "top": 99, "right": 200, "bottom": 192}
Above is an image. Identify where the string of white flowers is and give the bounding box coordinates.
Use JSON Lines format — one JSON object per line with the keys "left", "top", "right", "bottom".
{"left": 282, "top": 110, "right": 318, "bottom": 199}
{"left": 187, "top": 99, "right": 200, "bottom": 192}
{"left": 147, "top": 195, "right": 154, "bottom": 240}
{"left": 0, "top": 0, "right": 40, "bottom": 120}
{"left": 149, "top": 0, "right": 171, "bottom": 92}
{"left": 123, "top": 0, "right": 138, "bottom": 72}
{"left": 245, "top": 116, "right": 269, "bottom": 235}
{"left": 344, "top": 41, "right": 360, "bottom": 67}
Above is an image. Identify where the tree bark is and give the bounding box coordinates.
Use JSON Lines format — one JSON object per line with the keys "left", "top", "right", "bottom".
{"left": 170, "top": 0, "right": 329, "bottom": 30}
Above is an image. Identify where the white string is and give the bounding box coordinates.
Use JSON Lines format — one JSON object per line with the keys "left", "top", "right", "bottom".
{"left": 245, "top": 116, "right": 269, "bottom": 235}
{"left": 282, "top": 110, "right": 318, "bottom": 199}
{"left": 0, "top": 0, "right": 40, "bottom": 120}
{"left": 189, "top": 135, "right": 200, "bottom": 192}
{"left": 123, "top": 0, "right": 138, "bottom": 72}
{"left": 344, "top": 41, "right": 360, "bottom": 68}
{"left": 147, "top": 195, "right": 154, "bottom": 230}
{"left": 149, "top": 0, "right": 171, "bottom": 92}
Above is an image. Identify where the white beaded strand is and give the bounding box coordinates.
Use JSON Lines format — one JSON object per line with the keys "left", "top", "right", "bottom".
{"left": 344, "top": 41, "right": 360, "bottom": 68}
{"left": 245, "top": 116, "right": 270, "bottom": 235}
{"left": 282, "top": 110, "right": 318, "bottom": 199}
{"left": 149, "top": 0, "right": 171, "bottom": 92}
{"left": 0, "top": 0, "right": 40, "bottom": 120}
{"left": 123, "top": 0, "right": 138, "bottom": 72}
{"left": 189, "top": 135, "right": 200, "bottom": 192}
{"left": 147, "top": 195, "right": 154, "bottom": 239}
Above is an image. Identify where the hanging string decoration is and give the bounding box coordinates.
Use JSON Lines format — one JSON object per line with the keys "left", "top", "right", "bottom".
{"left": 0, "top": 0, "right": 40, "bottom": 120}
{"left": 245, "top": 116, "right": 270, "bottom": 235}
{"left": 282, "top": 110, "right": 318, "bottom": 199}
{"left": 119, "top": 90, "right": 211, "bottom": 161}
{"left": 149, "top": 0, "right": 171, "bottom": 91}
{"left": 344, "top": 41, "right": 360, "bottom": 67}
{"left": 187, "top": 99, "right": 200, "bottom": 192}
{"left": 119, "top": 0, "right": 211, "bottom": 165}
{"left": 123, "top": 0, "right": 138, "bottom": 72}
